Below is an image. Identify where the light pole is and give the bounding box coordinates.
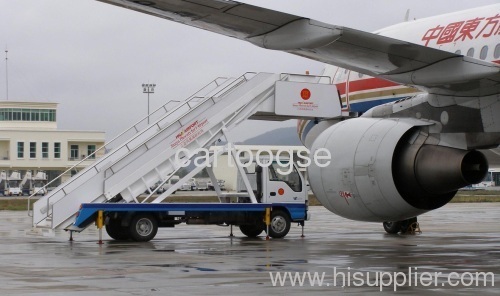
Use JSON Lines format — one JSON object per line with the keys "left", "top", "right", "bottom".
{"left": 5, "top": 49, "right": 8, "bottom": 101}
{"left": 142, "top": 83, "right": 156, "bottom": 124}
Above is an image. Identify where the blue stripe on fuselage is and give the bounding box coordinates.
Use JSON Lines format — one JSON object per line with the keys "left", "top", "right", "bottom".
{"left": 348, "top": 97, "right": 402, "bottom": 113}
{"left": 301, "top": 97, "right": 405, "bottom": 142}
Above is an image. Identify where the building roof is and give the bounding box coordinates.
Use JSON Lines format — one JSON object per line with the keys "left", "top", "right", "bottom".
{"left": 0, "top": 101, "right": 58, "bottom": 108}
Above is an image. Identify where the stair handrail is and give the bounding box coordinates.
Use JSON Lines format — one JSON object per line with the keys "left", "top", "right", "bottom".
{"left": 33, "top": 73, "right": 257, "bottom": 226}
{"left": 146, "top": 74, "right": 279, "bottom": 203}
{"left": 28, "top": 76, "right": 232, "bottom": 218}
{"left": 82, "top": 72, "right": 258, "bottom": 189}
{"left": 44, "top": 72, "right": 258, "bottom": 225}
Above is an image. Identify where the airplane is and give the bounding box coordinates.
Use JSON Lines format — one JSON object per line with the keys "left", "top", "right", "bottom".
{"left": 96, "top": 0, "right": 500, "bottom": 234}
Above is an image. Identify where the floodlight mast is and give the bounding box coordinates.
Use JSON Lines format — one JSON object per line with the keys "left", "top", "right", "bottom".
{"left": 142, "top": 83, "right": 156, "bottom": 124}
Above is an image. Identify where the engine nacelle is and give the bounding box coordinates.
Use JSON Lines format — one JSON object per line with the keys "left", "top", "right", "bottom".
{"left": 308, "top": 118, "right": 488, "bottom": 222}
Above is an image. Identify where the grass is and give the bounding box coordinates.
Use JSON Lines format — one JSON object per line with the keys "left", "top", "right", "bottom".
{"left": 450, "top": 190, "right": 500, "bottom": 203}
{"left": 1, "top": 190, "right": 499, "bottom": 211}
{"left": 0, "top": 199, "right": 37, "bottom": 211}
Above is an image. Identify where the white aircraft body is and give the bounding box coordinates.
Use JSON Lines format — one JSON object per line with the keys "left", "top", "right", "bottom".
{"left": 96, "top": 0, "right": 499, "bottom": 233}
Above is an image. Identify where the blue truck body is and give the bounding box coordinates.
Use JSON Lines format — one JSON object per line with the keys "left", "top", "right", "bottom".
{"left": 74, "top": 202, "right": 308, "bottom": 232}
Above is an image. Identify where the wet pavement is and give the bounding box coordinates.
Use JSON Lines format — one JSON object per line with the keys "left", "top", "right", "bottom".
{"left": 0, "top": 204, "right": 499, "bottom": 295}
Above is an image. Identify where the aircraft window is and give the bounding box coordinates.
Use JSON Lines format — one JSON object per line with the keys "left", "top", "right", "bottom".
{"left": 344, "top": 69, "right": 348, "bottom": 74}
{"left": 480, "top": 46, "right": 488, "bottom": 60}
{"left": 358, "top": 72, "right": 364, "bottom": 78}
{"left": 467, "top": 47, "right": 475, "bottom": 57}
{"left": 495, "top": 44, "right": 500, "bottom": 59}
{"left": 455, "top": 50, "right": 461, "bottom": 55}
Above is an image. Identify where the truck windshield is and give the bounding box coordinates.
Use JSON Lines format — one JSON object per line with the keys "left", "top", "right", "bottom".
{"left": 268, "top": 162, "right": 302, "bottom": 192}
{"left": 34, "top": 181, "right": 45, "bottom": 187}
{"left": 8, "top": 180, "right": 20, "bottom": 187}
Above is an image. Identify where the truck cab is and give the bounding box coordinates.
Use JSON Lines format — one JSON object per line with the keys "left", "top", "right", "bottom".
{"left": 237, "top": 159, "right": 308, "bottom": 205}
{"left": 6, "top": 171, "right": 23, "bottom": 196}
{"left": 259, "top": 161, "right": 307, "bottom": 204}
{"left": 31, "top": 171, "right": 48, "bottom": 196}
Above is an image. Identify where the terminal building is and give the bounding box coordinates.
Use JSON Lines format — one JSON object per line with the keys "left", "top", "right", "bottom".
{"left": 0, "top": 101, "right": 105, "bottom": 185}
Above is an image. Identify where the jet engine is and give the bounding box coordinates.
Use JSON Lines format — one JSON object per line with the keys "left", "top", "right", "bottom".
{"left": 308, "top": 118, "right": 488, "bottom": 222}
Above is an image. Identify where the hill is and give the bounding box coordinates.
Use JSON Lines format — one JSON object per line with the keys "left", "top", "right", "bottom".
{"left": 242, "top": 127, "right": 302, "bottom": 146}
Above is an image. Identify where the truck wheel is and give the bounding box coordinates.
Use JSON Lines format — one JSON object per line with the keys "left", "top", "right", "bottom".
{"left": 129, "top": 214, "right": 158, "bottom": 242}
{"left": 268, "top": 210, "right": 291, "bottom": 239}
{"left": 239, "top": 224, "right": 264, "bottom": 238}
{"left": 105, "top": 218, "right": 130, "bottom": 240}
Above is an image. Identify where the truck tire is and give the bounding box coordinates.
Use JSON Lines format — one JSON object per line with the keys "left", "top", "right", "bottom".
{"left": 105, "top": 218, "right": 130, "bottom": 241}
{"left": 268, "top": 210, "right": 291, "bottom": 239}
{"left": 129, "top": 214, "right": 158, "bottom": 242}
{"left": 239, "top": 224, "right": 264, "bottom": 238}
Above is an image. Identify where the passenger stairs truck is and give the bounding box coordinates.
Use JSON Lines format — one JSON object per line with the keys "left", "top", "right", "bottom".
{"left": 73, "top": 159, "right": 309, "bottom": 241}
{"left": 6, "top": 171, "right": 23, "bottom": 196}
{"left": 26, "top": 171, "right": 49, "bottom": 196}
{"left": 28, "top": 72, "right": 343, "bottom": 241}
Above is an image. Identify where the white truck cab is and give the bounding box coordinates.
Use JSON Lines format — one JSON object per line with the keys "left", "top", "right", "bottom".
{"left": 237, "top": 158, "right": 308, "bottom": 204}
{"left": 6, "top": 171, "right": 23, "bottom": 196}
{"left": 31, "top": 171, "right": 48, "bottom": 196}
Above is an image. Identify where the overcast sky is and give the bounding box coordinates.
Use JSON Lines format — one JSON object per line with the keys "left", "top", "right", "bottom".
{"left": 1, "top": 0, "right": 498, "bottom": 141}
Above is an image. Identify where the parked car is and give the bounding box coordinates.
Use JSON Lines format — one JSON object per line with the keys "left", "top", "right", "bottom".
{"left": 179, "top": 178, "right": 197, "bottom": 191}
{"left": 196, "top": 178, "right": 209, "bottom": 191}
{"left": 150, "top": 181, "right": 165, "bottom": 194}
{"left": 207, "top": 179, "right": 226, "bottom": 191}
{"left": 161, "top": 176, "right": 180, "bottom": 193}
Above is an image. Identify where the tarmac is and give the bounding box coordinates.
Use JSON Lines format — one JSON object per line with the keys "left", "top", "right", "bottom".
{"left": 0, "top": 203, "right": 499, "bottom": 295}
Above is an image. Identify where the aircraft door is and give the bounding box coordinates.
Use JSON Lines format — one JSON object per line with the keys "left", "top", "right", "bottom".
{"left": 333, "top": 68, "right": 350, "bottom": 110}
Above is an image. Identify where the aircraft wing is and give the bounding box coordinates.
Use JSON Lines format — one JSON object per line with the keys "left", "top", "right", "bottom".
{"left": 97, "top": 0, "right": 500, "bottom": 96}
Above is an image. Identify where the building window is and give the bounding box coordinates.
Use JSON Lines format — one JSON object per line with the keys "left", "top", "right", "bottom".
{"left": 42, "top": 142, "right": 49, "bottom": 159}
{"left": 17, "top": 142, "right": 24, "bottom": 158}
{"left": 12, "top": 109, "right": 22, "bottom": 120}
{"left": 87, "top": 145, "right": 96, "bottom": 159}
{"left": 30, "top": 142, "right": 36, "bottom": 159}
{"left": 40, "top": 110, "right": 50, "bottom": 121}
{"left": 22, "top": 110, "right": 30, "bottom": 121}
{"left": 0, "top": 108, "right": 57, "bottom": 122}
{"left": 54, "top": 142, "right": 61, "bottom": 159}
{"left": 70, "top": 145, "right": 79, "bottom": 160}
